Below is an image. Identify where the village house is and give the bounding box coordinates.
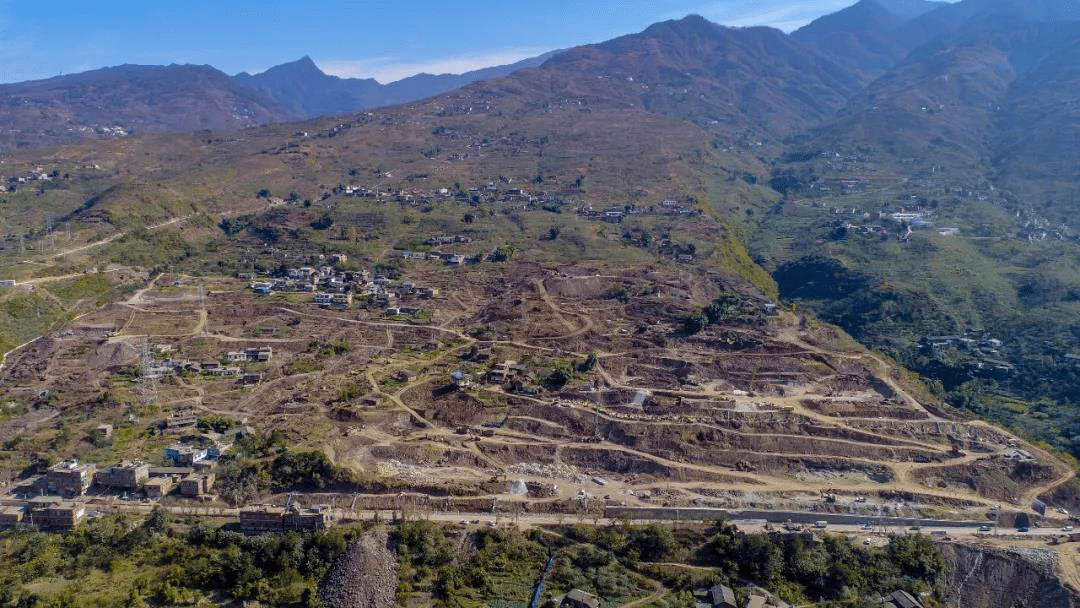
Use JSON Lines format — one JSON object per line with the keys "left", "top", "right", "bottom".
{"left": 165, "top": 409, "right": 198, "bottom": 430}
{"left": 96, "top": 461, "right": 150, "bottom": 491}
{"left": 488, "top": 360, "right": 525, "bottom": 385}
{"left": 180, "top": 473, "right": 215, "bottom": 497}
{"left": 239, "top": 505, "right": 331, "bottom": 532}
{"left": 0, "top": 505, "right": 24, "bottom": 528}
{"left": 143, "top": 477, "right": 175, "bottom": 499}
{"left": 167, "top": 444, "right": 208, "bottom": 466}
{"left": 39, "top": 460, "right": 96, "bottom": 497}
{"left": 451, "top": 370, "right": 471, "bottom": 388}
{"left": 883, "top": 590, "right": 923, "bottom": 608}
{"left": 240, "top": 505, "right": 286, "bottom": 532}
{"left": 245, "top": 346, "right": 272, "bottom": 361}
{"left": 37, "top": 500, "right": 85, "bottom": 530}
{"left": 707, "top": 584, "right": 737, "bottom": 608}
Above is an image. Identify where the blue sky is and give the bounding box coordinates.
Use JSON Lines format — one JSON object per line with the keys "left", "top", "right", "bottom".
{"left": 0, "top": 0, "right": 865, "bottom": 84}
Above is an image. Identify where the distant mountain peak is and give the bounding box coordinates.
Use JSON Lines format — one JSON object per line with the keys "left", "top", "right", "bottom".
{"left": 874, "top": 0, "right": 949, "bottom": 18}
{"left": 793, "top": 0, "right": 903, "bottom": 41}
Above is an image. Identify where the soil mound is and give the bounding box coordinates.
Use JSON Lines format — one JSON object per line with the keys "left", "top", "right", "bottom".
{"left": 87, "top": 341, "right": 138, "bottom": 369}
{"left": 319, "top": 531, "right": 398, "bottom": 608}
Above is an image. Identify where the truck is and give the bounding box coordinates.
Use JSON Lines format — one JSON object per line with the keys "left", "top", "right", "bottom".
{"left": 813, "top": 521, "right": 828, "bottom": 529}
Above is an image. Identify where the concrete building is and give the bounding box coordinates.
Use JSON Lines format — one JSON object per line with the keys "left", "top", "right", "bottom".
{"left": 93, "top": 424, "right": 113, "bottom": 439}
{"left": 179, "top": 473, "right": 215, "bottom": 497}
{"left": 44, "top": 502, "right": 85, "bottom": 530}
{"left": 41, "top": 460, "right": 96, "bottom": 496}
{"left": 239, "top": 505, "right": 286, "bottom": 532}
{"left": 238, "top": 504, "right": 332, "bottom": 532}
{"left": 166, "top": 445, "right": 208, "bottom": 466}
{"left": 26, "top": 498, "right": 85, "bottom": 530}
{"left": 0, "top": 505, "right": 24, "bottom": 528}
{"left": 165, "top": 409, "right": 198, "bottom": 430}
{"left": 143, "top": 477, "right": 175, "bottom": 499}
{"left": 96, "top": 461, "right": 150, "bottom": 491}
{"left": 245, "top": 346, "right": 272, "bottom": 362}
{"left": 284, "top": 505, "right": 331, "bottom": 531}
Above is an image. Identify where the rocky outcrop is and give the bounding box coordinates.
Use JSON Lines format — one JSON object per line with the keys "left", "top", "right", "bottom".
{"left": 319, "top": 531, "right": 399, "bottom": 608}
{"left": 938, "top": 543, "right": 1080, "bottom": 608}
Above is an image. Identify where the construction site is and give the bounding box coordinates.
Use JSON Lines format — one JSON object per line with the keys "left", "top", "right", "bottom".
{"left": 0, "top": 260, "right": 1071, "bottom": 524}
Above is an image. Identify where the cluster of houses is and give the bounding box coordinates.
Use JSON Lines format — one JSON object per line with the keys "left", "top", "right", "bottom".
{"left": 399, "top": 250, "right": 467, "bottom": 265}
{"left": 146, "top": 347, "right": 270, "bottom": 385}
{"left": 245, "top": 261, "right": 440, "bottom": 317}
{"left": 919, "top": 333, "right": 1014, "bottom": 374}
{"left": 425, "top": 234, "right": 473, "bottom": 246}
{"left": 1, "top": 432, "right": 241, "bottom": 531}
{"left": 448, "top": 354, "right": 541, "bottom": 395}
{"left": 335, "top": 179, "right": 562, "bottom": 208}
{"left": 247, "top": 257, "right": 356, "bottom": 295}
{"left": 577, "top": 199, "right": 698, "bottom": 223}
{"left": 0, "top": 497, "right": 84, "bottom": 531}
{"left": 1, "top": 167, "right": 56, "bottom": 192}
{"left": 1, "top": 446, "right": 232, "bottom": 529}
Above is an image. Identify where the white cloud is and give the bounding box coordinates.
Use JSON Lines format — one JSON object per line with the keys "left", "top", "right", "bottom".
{"left": 319, "top": 47, "right": 550, "bottom": 84}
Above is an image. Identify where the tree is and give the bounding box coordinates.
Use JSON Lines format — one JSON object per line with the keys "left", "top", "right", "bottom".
{"left": 144, "top": 507, "right": 170, "bottom": 533}
{"left": 256, "top": 189, "right": 271, "bottom": 199}
{"left": 683, "top": 314, "right": 707, "bottom": 335}
{"left": 548, "top": 226, "right": 561, "bottom": 241}
{"left": 462, "top": 213, "right": 474, "bottom": 224}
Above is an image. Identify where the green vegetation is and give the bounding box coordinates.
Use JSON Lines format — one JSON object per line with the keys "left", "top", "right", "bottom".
{"left": 773, "top": 253, "right": 1080, "bottom": 458}
{"left": 215, "top": 446, "right": 356, "bottom": 505}
{"left": 0, "top": 291, "right": 68, "bottom": 354}
{"left": 0, "top": 506, "right": 949, "bottom": 608}
{"left": 41, "top": 273, "right": 115, "bottom": 306}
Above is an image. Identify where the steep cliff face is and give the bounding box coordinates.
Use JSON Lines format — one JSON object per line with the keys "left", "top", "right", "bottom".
{"left": 938, "top": 543, "right": 1080, "bottom": 608}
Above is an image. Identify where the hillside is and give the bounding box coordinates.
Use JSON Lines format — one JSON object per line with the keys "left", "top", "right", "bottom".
{"left": 526, "top": 15, "right": 860, "bottom": 142}
{"left": 756, "top": 8, "right": 1080, "bottom": 458}
{"left": 791, "top": 0, "right": 910, "bottom": 82}
{"left": 6, "top": 7, "right": 1080, "bottom": 605}
{"left": 0, "top": 53, "right": 556, "bottom": 152}
{"left": 0, "top": 64, "right": 290, "bottom": 151}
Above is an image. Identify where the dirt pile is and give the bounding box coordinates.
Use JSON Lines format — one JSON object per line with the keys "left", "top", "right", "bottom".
{"left": 319, "top": 531, "right": 399, "bottom": 608}
{"left": 87, "top": 341, "right": 137, "bottom": 369}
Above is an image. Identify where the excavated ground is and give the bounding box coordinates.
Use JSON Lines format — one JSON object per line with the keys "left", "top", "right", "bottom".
{"left": 0, "top": 264, "right": 1073, "bottom": 526}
